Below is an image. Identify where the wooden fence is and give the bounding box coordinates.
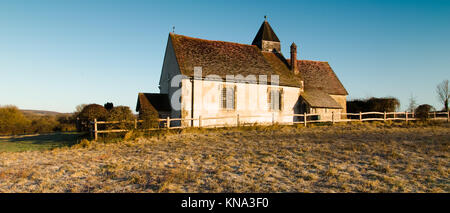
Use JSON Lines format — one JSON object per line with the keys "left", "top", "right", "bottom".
{"left": 90, "top": 111, "right": 450, "bottom": 140}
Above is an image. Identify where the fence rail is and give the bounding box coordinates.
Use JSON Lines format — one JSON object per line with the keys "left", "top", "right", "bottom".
{"left": 89, "top": 111, "right": 450, "bottom": 140}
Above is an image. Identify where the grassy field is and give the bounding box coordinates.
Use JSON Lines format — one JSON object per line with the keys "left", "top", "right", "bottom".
{"left": 0, "top": 122, "right": 448, "bottom": 192}
{"left": 0, "top": 132, "right": 83, "bottom": 152}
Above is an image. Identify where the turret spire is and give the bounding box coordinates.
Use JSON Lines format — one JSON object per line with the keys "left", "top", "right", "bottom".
{"left": 251, "top": 19, "right": 281, "bottom": 52}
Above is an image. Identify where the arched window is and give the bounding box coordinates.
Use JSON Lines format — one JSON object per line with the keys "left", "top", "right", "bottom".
{"left": 221, "top": 85, "right": 236, "bottom": 110}
{"left": 268, "top": 88, "right": 282, "bottom": 111}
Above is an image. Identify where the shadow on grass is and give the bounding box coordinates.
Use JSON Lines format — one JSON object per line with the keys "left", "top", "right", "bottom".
{"left": 0, "top": 132, "right": 88, "bottom": 152}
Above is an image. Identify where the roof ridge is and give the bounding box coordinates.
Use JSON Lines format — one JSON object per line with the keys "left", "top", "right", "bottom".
{"left": 299, "top": 59, "right": 329, "bottom": 63}
{"left": 286, "top": 58, "right": 329, "bottom": 63}
{"left": 170, "top": 33, "right": 256, "bottom": 48}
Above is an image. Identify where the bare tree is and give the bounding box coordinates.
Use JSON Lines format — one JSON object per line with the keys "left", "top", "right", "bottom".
{"left": 75, "top": 104, "right": 87, "bottom": 115}
{"left": 436, "top": 80, "right": 449, "bottom": 111}
{"left": 407, "top": 93, "right": 418, "bottom": 113}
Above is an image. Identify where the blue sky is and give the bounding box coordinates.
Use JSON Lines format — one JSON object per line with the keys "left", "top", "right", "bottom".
{"left": 0, "top": 0, "right": 449, "bottom": 112}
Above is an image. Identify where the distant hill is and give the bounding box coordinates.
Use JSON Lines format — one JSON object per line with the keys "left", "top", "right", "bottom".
{"left": 20, "top": 109, "right": 72, "bottom": 117}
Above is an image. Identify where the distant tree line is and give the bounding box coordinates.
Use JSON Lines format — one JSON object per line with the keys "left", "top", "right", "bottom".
{"left": 347, "top": 97, "right": 400, "bottom": 113}
{"left": 348, "top": 95, "right": 441, "bottom": 121}
{"left": 0, "top": 102, "right": 158, "bottom": 136}
{"left": 0, "top": 105, "right": 77, "bottom": 136}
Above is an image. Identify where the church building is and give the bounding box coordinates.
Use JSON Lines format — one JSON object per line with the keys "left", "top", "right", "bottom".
{"left": 137, "top": 19, "right": 348, "bottom": 126}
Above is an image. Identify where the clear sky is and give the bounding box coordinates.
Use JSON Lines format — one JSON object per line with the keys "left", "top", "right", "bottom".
{"left": 0, "top": 0, "right": 449, "bottom": 113}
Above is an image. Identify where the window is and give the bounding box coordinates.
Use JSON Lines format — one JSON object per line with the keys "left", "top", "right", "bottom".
{"left": 268, "top": 88, "right": 282, "bottom": 111}
{"left": 221, "top": 85, "right": 235, "bottom": 110}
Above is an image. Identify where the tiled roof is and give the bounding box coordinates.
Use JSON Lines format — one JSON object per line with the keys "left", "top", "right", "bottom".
{"left": 170, "top": 33, "right": 302, "bottom": 87}
{"left": 287, "top": 59, "right": 348, "bottom": 95}
{"left": 261, "top": 52, "right": 303, "bottom": 83}
{"left": 136, "top": 93, "right": 171, "bottom": 112}
{"left": 301, "top": 89, "right": 343, "bottom": 108}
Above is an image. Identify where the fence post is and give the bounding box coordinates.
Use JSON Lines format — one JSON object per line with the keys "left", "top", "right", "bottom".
{"left": 384, "top": 112, "right": 387, "bottom": 122}
{"left": 134, "top": 119, "right": 137, "bottom": 129}
{"left": 405, "top": 111, "right": 408, "bottom": 124}
{"left": 359, "top": 112, "right": 362, "bottom": 121}
{"left": 304, "top": 112, "right": 307, "bottom": 127}
{"left": 167, "top": 117, "right": 171, "bottom": 129}
{"left": 447, "top": 111, "right": 449, "bottom": 123}
{"left": 272, "top": 112, "right": 275, "bottom": 125}
{"left": 332, "top": 112, "right": 335, "bottom": 125}
{"left": 89, "top": 121, "right": 93, "bottom": 139}
{"left": 236, "top": 114, "right": 240, "bottom": 127}
{"left": 434, "top": 111, "right": 437, "bottom": 120}
{"left": 393, "top": 112, "right": 396, "bottom": 120}
{"left": 94, "top": 119, "right": 98, "bottom": 141}
{"left": 76, "top": 117, "right": 80, "bottom": 131}
{"left": 199, "top": 116, "right": 202, "bottom": 127}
